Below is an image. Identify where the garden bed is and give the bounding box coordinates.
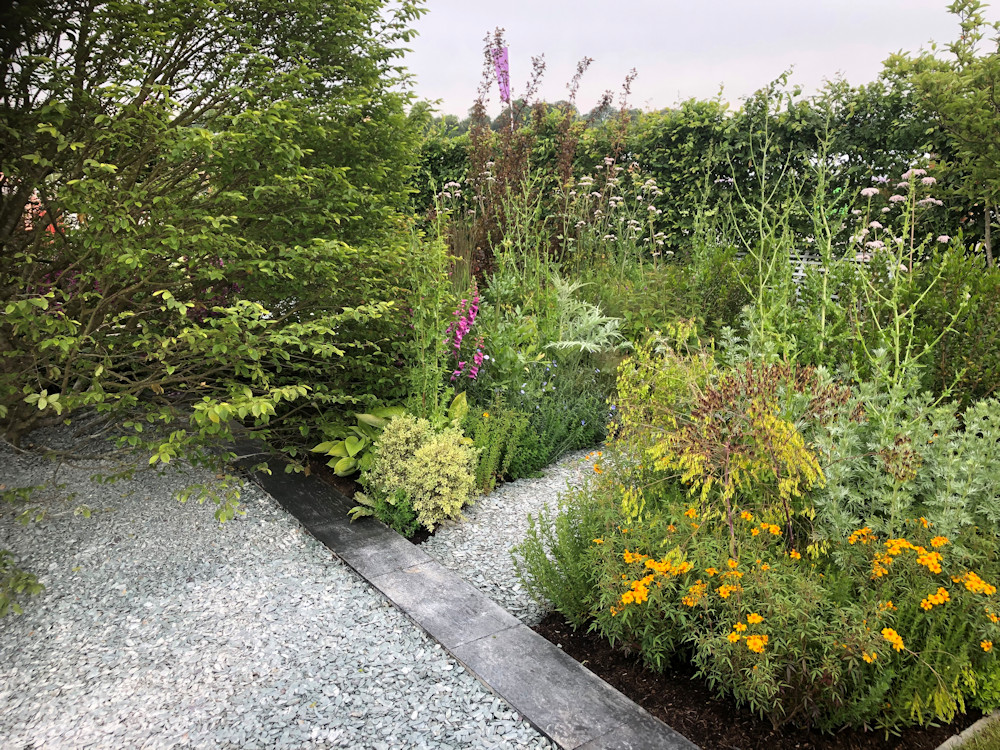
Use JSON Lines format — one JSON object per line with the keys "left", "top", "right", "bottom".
{"left": 533, "top": 614, "right": 981, "bottom": 750}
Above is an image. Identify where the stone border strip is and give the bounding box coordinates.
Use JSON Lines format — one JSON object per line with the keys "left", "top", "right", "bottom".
{"left": 935, "top": 710, "right": 1000, "bottom": 750}
{"left": 241, "top": 456, "right": 698, "bottom": 750}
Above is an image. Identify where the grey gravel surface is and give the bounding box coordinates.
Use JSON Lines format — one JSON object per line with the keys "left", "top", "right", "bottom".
{"left": 0, "top": 435, "right": 555, "bottom": 749}
{"left": 421, "top": 450, "right": 594, "bottom": 626}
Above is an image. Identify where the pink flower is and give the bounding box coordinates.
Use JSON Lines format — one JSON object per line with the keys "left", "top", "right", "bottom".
{"left": 921, "top": 176, "right": 937, "bottom": 186}
{"left": 869, "top": 221, "right": 883, "bottom": 229}
{"left": 860, "top": 187, "right": 879, "bottom": 198}
{"left": 937, "top": 235, "right": 951, "bottom": 243}
{"left": 889, "top": 194, "right": 906, "bottom": 203}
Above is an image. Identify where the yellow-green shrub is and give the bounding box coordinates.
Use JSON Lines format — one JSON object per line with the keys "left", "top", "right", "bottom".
{"left": 408, "top": 430, "right": 479, "bottom": 530}
{"left": 363, "top": 414, "right": 479, "bottom": 532}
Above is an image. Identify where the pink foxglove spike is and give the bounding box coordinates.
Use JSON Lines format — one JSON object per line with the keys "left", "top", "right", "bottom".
{"left": 491, "top": 46, "right": 510, "bottom": 103}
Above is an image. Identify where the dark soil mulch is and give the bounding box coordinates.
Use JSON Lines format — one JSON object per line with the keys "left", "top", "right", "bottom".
{"left": 532, "top": 613, "right": 981, "bottom": 750}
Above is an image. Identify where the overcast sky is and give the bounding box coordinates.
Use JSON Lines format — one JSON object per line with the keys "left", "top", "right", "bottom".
{"left": 403, "top": 0, "right": 1000, "bottom": 117}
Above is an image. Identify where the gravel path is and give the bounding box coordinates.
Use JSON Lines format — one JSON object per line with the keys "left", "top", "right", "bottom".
{"left": 0, "top": 437, "right": 555, "bottom": 749}
{"left": 421, "top": 450, "right": 593, "bottom": 626}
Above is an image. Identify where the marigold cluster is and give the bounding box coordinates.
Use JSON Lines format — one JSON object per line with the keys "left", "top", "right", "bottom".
{"left": 920, "top": 587, "right": 950, "bottom": 611}
{"left": 848, "top": 527, "right": 877, "bottom": 545}
{"left": 983, "top": 641, "right": 994, "bottom": 653}
{"left": 952, "top": 571, "right": 997, "bottom": 596}
{"left": 747, "top": 612, "right": 764, "bottom": 625}
{"left": 684, "top": 507, "right": 698, "bottom": 519}
{"left": 622, "top": 549, "right": 648, "bottom": 565}
{"left": 916, "top": 549, "right": 943, "bottom": 574}
{"left": 745, "top": 634, "right": 769, "bottom": 653}
{"left": 620, "top": 574, "right": 654, "bottom": 605}
{"left": 881, "top": 628, "right": 905, "bottom": 652}
{"left": 862, "top": 651, "right": 878, "bottom": 664}
{"left": 789, "top": 549, "right": 801, "bottom": 560}
{"left": 645, "top": 558, "right": 693, "bottom": 576}
{"left": 717, "top": 584, "right": 742, "bottom": 598}
{"left": 930, "top": 536, "right": 949, "bottom": 548}
{"left": 682, "top": 581, "right": 707, "bottom": 607}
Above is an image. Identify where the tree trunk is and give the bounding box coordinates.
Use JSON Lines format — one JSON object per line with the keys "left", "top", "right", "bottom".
{"left": 986, "top": 202, "right": 995, "bottom": 269}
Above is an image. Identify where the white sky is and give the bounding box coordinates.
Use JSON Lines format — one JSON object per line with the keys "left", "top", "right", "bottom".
{"left": 403, "top": 0, "right": 1000, "bottom": 117}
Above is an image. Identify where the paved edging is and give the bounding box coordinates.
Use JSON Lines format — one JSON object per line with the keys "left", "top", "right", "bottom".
{"left": 935, "top": 710, "right": 1000, "bottom": 750}
{"left": 241, "top": 456, "right": 698, "bottom": 750}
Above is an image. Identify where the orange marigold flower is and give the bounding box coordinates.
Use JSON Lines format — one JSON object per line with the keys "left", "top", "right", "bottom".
{"left": 734, "top": 622, "right": 747, "bottom": 632}
{"left": 862, "top": 651, "right": 878, "bottom": 664}
{"left": 919, "top": 517, "right": 931, "bottom": 528}
{"left": 705, "top": 567, "right": 719, "bottom": 577}
{"left": 740, "top": 510, "right": 753, "bottom": 521}
{"left": 760, "top": 563, "right": 771, "bottom": 571}
{"left": 682, "top": 581, "right": 707, "bottom": 607}
{"left": 592, "top": 538, "right": 604, "bottom": 545}
{"left": 751, "top": 528, "right": 761, "bottom": 537}
{"left": 684, "top": 507, "right": 698, "bottom": 519}
{"left": 727, "top": 632, "right": 741, "bottom": 643}
{"left": 954, "top": 571, "right": 997, "bottom": 596}
{"left": 916, "top": 549, "right": 944, "bottom": 574}
{"left": 879, "top": 600, "right": 896, "bottom": 611}
{"left": 881, "top": 628, "right": 905, "bottom": 652}
{"left": 745, "top": 634, "right": 769, "bottom": 653}
{"left": 930, "top": 536, "right": 949, "bottom": 548}
{"left": 667, "top": 524, "right": 677, "bottom": 533}
{"left": 747, "top": 613, "right": 764, "bottom": 625}
{"left": 690, "top": 523, "right": 700, "bottom": 530}
{"left": 983, "top": 641, "right": 994, "bottom": 652}
{"left": 789, "top": 549, "right": 801, "bottom": 560}
{"left": 623, "top": 549, "right": 648, "bottom": 565}
{"left": 767, "top": 524, "right": 781, "bottom": 536}
{"left": 727, "top": 558, "right": 739, "bottom": 569}
{"left": 593, "top": 465, "right": 602, "bottom": 474}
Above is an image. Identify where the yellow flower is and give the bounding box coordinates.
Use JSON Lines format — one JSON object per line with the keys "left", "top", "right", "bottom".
{"left": 983, "top": 641, "right": 994, "bottom": 652}
{"left": 682, "top": 581, "right": 707, "bottom": 607}
{"left": 747, "top": 613, "right": 764, "bottom": 625}
{"left": 592, "top": 538, "right": 604, "bottom": 545}
{"left": 760, "top": 563, "right": 770, "bottom": 571}
{"left": 954, "top": 571, "right": 997, "bottom": 596}
{"left": 767, "top": 524, "right": 781, "bottom": 536}
{"left": 684, "top": 507, "right": 698, "bottom": 519}
{"left": 879, "top": 600, "right": 896, "bottom": 611}
{"left": 727, "top": 559, "right": 739, "bottom": 569}
{"left": 740, "top": 510, "right": 753, "bottom": 522}
{"left": 930, "top": 536, "right": 949, "bottom": 548}
{"left": 919, "top": 517, "right": 931, "bottom": 528}
{"left": 789, "top": 549, "right": 801, "bottom": 560}
{"left": 745, "top": 634, "right": 769, "bottom": 653}
{"left": 727, "top": 631, "right": 741, "bottom": 643}
{"left": 483, "top": 412, "right": 490, "bottom": 418}
{"left": 751, "top": 528, "right": 761, "bottom": 537}
{"left": 916, "top": 549, "right": 943, "bottom": 574}
{"left": 593, "top": 465, "right": 603, "bottom": 474}
{"left": 920, "top": 587, "right": 950, "bottom": 611}
{"left": 862, "top": 651, "right": 878, "bottom": 664}
{"left": 667, "top": 524, "right": 677, "bottom": 533}
{"left": 881, "top": 628, "right": 905, "bottom": 652}
{"left": 734, "top": 622, "right": 747, "bottom": 632}
{"left": 705, "top": 567, "right": 719, "bottom": 577}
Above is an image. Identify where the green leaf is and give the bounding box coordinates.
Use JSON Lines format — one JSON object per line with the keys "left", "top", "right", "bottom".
{"left": 333, "top": 456, "right": 358, "bottom": 476}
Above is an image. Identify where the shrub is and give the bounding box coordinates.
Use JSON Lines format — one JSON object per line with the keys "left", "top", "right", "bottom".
{"left": 361, "top": 414, "right": 479, "bottom": 532}
{"left": 514, "top": 352, "right": 1000, "bottom": 732}
{"left": 408, "top": 430, "right": 479, "bottom": 531}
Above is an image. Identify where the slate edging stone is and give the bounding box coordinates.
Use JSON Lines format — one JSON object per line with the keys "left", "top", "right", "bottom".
{"left": 240, "top": 454, "right": 698, "bottom": 750}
